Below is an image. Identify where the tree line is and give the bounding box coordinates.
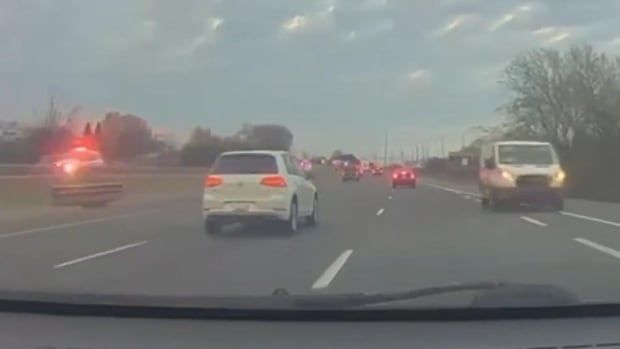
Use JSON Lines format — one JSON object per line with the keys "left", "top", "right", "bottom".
{"left": 0, "top": 112, "right": 168, "bottom": 164}
{"left": 180, "top": 124, "right": 293, "bottom": 166}
{"left": 0, "top": 109, "right": 293, "bottom": 167}
{"left": 487, "top": 44, "right": 620, "bottom": 201}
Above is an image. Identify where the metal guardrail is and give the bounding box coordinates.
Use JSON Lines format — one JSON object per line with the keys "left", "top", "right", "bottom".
{"left": 0, "top": 165, "right": 208, "bottom": 177}
{"left": 51, "top": 182, "right": 124, "bottom": 207}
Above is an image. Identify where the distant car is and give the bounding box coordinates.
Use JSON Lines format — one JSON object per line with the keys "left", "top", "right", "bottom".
{"left": 371, "top": 166, "right": 384, "bottom": 176}
{"left": 203, "top": 151, "right": 318, "bottom": 235}
{"left": 392, "top": 168, "right": 417, "bottom": 188}
{"left": 341, "top": 163, "right": 361, "bottom": 182}
{"left": 52, "top": 147, "right": 105, "bottom": 178}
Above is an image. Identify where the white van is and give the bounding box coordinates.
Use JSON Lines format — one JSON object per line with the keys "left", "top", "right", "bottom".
{"left": 479, "top": 141, "right": 566, "bottom": 210}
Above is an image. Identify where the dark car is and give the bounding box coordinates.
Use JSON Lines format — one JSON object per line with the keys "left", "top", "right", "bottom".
{"left": 341, "top": 163, "right": 361, "bottom": 182}
{"left": 392, "top": 167, "right": 417, "bottom": 188}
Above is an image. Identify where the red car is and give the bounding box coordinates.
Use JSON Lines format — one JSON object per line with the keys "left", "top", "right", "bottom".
{"left": 392, "top": 168, "right": 417, "bottom": 188}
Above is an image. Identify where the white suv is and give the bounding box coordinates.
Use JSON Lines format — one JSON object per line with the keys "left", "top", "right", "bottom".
{"left": 203, "top": 151, "right": 318, "bottom": 234}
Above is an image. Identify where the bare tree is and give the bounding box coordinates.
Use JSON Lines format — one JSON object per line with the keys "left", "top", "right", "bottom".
{"left": 501, "top": 44, "right": 620, "bottom": 200}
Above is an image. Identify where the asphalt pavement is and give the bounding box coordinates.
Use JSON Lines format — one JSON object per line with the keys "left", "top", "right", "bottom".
{"left": 2, "top": 168, "right": 620, "bottom": 306}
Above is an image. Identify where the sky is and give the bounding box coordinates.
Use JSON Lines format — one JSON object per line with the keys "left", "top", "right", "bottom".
{"left": 2, "top": 0, "right": 620, "bottom": 157}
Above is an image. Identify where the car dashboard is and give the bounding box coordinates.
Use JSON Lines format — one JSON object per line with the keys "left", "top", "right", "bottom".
{"left": 3, "top": 312, "right": 620, "bottom": 349}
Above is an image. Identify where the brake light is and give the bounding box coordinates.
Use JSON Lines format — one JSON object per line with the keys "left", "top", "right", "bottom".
{"left": 205, "top": 175, "right": 223, "bottom": 188}
{"left": 260, "top": 175, "right": 287, "bottom": 187}
{"left": 393, "top": 173, "right": 398, "bottom": 179}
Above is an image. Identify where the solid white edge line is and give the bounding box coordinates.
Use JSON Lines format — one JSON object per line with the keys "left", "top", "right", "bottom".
{"left": 376, "top": 208, "right": 385, "bottom": 216}
{"left": 520, "top": 216, "right": 548, "bottom": 227}
{"left": 0, "top": 211, "right": 154, "bottom": 239}
{"left": 574, "top": 238, "right": 620, "bottom": 259}
{"left": 561, "top": 211, "right": 620, "bottom": 228}
{"left": 312, "top": 249, "right": 353, "bottom": 289}
{"left": 54, "top": 241, "right": 148, "bottom": 269}
{"left": 425, "top": 182, "right": 620, "bottom": 227}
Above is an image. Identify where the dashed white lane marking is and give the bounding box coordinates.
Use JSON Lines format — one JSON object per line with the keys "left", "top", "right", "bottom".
{"left": 54, "top": 241, "right": 148, "bottom": 269}
{"left": 376, "top": 208, "right": 385, "bottom": 216}
{"left": 574, "top": 238, "right": 620, "bottom": 260}
{"left": 312, "top": 249, "right": 353, "bottom": 289}
{"left": 561, "top": 211, "right": 620, "bottom": 229}
{"left": 388, "top": 195, "right": 393, "bottom": 200}
{"left": 0, "top": 211, "right": 155, "bottom": 239}
{"left": 423, "top": 183, "right": 480, "bottom": 198}
{"left": 520, "top": 216, "right": 548, "bottom": 227}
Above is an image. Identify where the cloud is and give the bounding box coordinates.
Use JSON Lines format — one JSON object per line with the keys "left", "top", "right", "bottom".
{"left": 280, "top": 3, "right": 337, "bottom": 35}
{"left": 532, "top": 26, "right": 556, "bottom": 36}
{"left": 435, "top": 15, "right": 472, "bottom": 36}
{"left": 210, "top": 17, "right": 224, "bottom": 31}
{"left": 176, "top": 16, "right": 224, "bottom": 56}
{"left": 488, "top": 13, "right": 514, "bottom": 31}
{"left": 487, "top": 4, "right": 533, "bottom": 32}
{"left": 343, "top": 30, "right": 357, "bottom": 41}
{"left": 407, "top": 69, "right": 431, "bottom": 83}
{"left": 547, "top": 32, "right": 570, "bottom": 43}
{"left": 282, "top": 15, "right": 308, "bottom": 31}
{"left": 531, "top": 26, "right": 571, "bottom": 44}
{"left": 408, "top": 70, "right": 427, "bottom": 80}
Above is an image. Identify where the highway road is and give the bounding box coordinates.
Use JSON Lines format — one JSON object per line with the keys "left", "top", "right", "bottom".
{"left": 3, "top": 168, "right": 620, "bottom": 306}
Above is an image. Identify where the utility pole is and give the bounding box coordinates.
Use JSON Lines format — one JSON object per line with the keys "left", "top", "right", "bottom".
{"left": 383, "top": 131, "right": 388, "bottom": 167}
{"left": 441, "top": 136, "right": 445, "bottom": 158}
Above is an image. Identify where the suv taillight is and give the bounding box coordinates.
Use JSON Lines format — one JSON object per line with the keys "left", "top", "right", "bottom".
{"left": 205, "top": 175, "right": 223, "bottom": 188}
{"left": 260, "top": 175, "right": 287, "bottom": 187}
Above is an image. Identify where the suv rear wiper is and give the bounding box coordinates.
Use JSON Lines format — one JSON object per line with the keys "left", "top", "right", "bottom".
{"left": 290, "top": 282, "right": 579, "bottom": 308}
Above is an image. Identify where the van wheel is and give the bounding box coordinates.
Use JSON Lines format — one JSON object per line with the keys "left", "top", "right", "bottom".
{"left": 481, "top": 196, "right": 489, "bottom": 209}
{"left": 488, "top": 190, "right": 502, "bottom": 211}
{"left": 205, "top": 220, "right": 222, "bottom": 235}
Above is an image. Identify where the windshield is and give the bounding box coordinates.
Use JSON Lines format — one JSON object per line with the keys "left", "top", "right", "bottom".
{"left": 498, "top": 145, "right": 555, "bottom": 165}
{"left": 211, "top": 154, "right": 279, "bottom": 174}
{"left": 2, "top": 0, "right": 620, "bottom": 317}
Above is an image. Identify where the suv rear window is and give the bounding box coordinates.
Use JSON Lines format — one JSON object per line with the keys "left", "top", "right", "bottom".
{"left": 211, "top": 154, "right": 278, "bottom": 174}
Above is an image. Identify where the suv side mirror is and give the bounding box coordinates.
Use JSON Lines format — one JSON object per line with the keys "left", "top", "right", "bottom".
{"left": 484, "top": 158, "right": 496, "bottom": 169}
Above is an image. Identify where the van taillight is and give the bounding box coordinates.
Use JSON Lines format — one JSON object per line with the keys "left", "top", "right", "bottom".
{"left": 260, "top": 175, "right": 287, "bottom": 187}
{"left": 205, "top": 175, "right": 223, "bottom": 188}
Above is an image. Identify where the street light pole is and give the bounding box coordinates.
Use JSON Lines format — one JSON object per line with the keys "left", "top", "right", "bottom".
{"left": 441, "top": 136, "right": 445, "bottom": 158}
{"left": 383, "top": 131, "right": 388, "bottom": 167}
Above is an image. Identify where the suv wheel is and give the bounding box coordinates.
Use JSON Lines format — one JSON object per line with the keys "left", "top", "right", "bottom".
{"left": 284, "top": 201, "right": 299, "bottom": 233}
{"left": 307, "top": 196, "right": 319, "bottom": 227}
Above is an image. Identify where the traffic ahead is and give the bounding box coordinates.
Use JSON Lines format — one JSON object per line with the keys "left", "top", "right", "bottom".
{"left": 0, "top": 154, "right": 619, "bottom": 301}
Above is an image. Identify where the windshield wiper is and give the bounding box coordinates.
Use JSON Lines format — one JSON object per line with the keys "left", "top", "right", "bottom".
{"left": 291, "top": 282, "right": 579, "bottom": 308}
